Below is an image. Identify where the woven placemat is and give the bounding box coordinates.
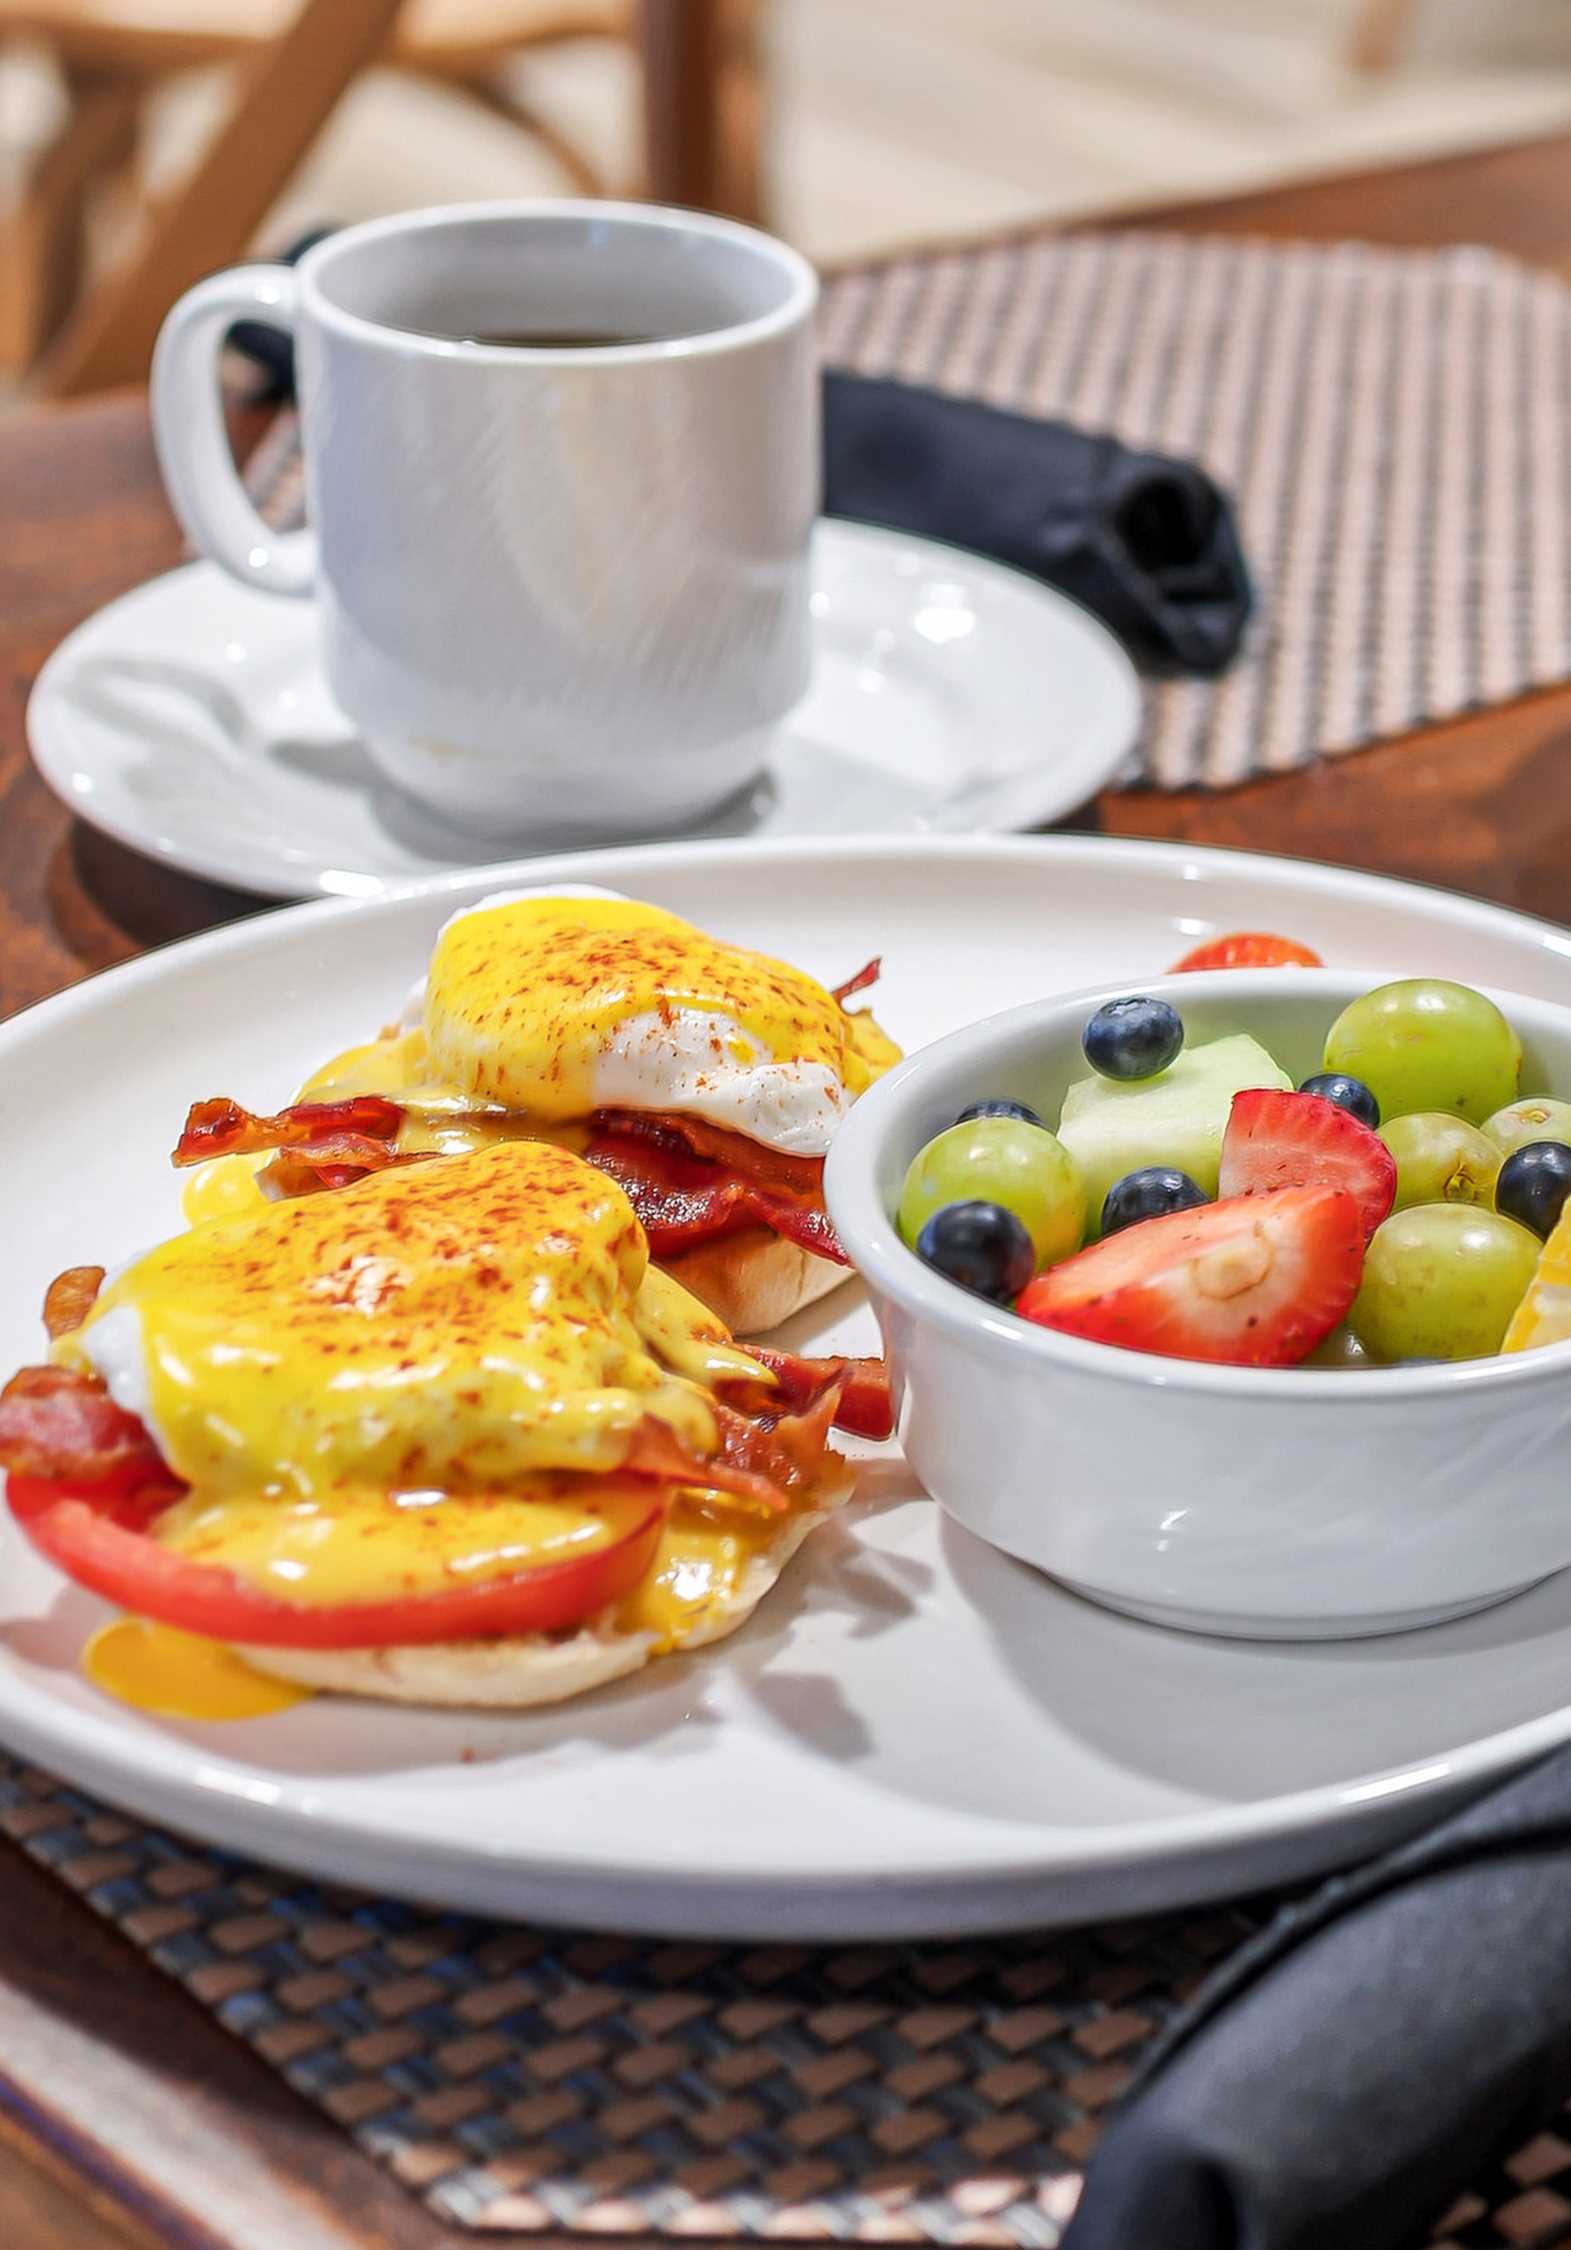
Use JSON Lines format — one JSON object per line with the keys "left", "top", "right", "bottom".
{"left": 243, "top": 229, "right": 1571, "bottom": 793}
{"left": 4, "top": 1751, "right": 1569, "bottom": 2247}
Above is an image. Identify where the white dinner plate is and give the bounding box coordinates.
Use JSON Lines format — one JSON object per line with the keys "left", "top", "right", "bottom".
{"left": 26, "top": 526, "right": 1142, "bottom": 901}
{"left": 8, "top": 834, "right": 1571, "bottom": 1941}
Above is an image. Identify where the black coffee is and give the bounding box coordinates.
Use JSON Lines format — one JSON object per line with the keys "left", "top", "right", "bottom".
{"left": 394, "top": 322, "right": 670, "bottom": 349}
{"left": 466, "top": 328, "right": 667, "bottom": 348}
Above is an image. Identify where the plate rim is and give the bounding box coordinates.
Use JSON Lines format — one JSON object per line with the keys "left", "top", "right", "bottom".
{"left": 26, "top": 530, "right": 1144, "bottom": 901}
{"left": 7, "top": 829, "right": 1571, "bottom": 1936}
{"left": 11, "top": 826, "right": 1571, "bottom": 1043}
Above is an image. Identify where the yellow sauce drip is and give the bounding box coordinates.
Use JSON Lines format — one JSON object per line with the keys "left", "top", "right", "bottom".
{"left": 181, "top": 1152, "right": 270, "bottom": 1228}
{"left": 297, "top": 1031, "right": 587, "bottom": 1160}
{"left": 621, "top": 1496, "right": 761, "bottom": 1651}
{"left": 632, "top": 1263, "right": 773, "bottom": 1390}
{"left": 84, "top": 1619, "right": 310, "bottom": 1720}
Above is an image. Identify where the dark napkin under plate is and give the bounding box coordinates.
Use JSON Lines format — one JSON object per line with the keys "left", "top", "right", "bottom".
{"left": 1067, "top": 1743, "right": 1571, "bottom": 2250}
{"left": 227, "top": 280, "right": 1251, "bottom": 678}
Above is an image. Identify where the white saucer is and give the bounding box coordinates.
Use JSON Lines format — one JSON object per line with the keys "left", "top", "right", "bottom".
{"left": 8, "top": 834, "right": 1571, "bottom": 1938}
{"left": 27, "top": 523, "right": 1142, "bottom": 901}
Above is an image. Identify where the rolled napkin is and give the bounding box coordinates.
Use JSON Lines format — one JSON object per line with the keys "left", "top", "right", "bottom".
{"left": 822, "top": 370, "right": 1251, "bottom": 674}
{"left": 1067, "top": 1744, "right": 1571, "bottom": 2250}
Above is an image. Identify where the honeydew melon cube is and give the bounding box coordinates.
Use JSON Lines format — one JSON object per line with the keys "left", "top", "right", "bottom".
{"left": 1058, "top": 1032, "right": 1292, "bottom": 1231}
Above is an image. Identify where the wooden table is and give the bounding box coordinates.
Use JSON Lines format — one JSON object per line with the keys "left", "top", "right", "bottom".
{"left": 5, "top": 128, "right": 1571, "bottom": 2249}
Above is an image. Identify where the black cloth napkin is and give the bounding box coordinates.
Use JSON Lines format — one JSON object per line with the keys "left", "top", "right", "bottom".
{"left": 1066, "top": 1743, "right": 1571, "bottom": 2250}
{"left": 822, "top": 370, "right": 1250, "bottom": 674}
{"left": 226, "top": 256, "right": 1251, "bottom": 679}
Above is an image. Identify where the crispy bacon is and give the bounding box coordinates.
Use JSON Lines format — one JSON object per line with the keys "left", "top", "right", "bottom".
{"left": 0, "top": 1366, "right": 180, "bottom": 1495}
{"left": 173, "top": 1095, "right": 405, "bottom": 1172}
{"left": 738, "top": 1349, "right": 895, "bottom": 1441}
{"left": 832, "top": 957, "right": 881, "bottom": 1006}
{"left": 585, "top": 1127, "right": 846, "bottom": 1263}
{"left": 43, "top": 1266, "right": 105, "bottom": 1342}
{"left": 591, "top": 1109, "right": 825, "bottom": 1195}
{"left": 621, "top": 1416, "right": 790, "bottom": 1513}
{"left": 711, "top": 1374, "right": 847, "bottom": 1498}
{"left": 173, "top": 1095, "right": 846, "bottom": 1258}
{"left": 0, "top": 1370, "right": 839, "bottom": 1524}
{"left": 261, "top": 1150, "right": 430, "bottom": 1198}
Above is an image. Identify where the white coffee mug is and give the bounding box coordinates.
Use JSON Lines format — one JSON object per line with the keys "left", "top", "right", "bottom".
{"left": 151, "top": 201, "right": 820, "bottom": 836}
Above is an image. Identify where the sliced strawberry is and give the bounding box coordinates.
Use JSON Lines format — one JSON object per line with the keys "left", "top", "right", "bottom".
{"left": 1017, "top": 1186, "right": 1363, "bottom": 1368}
{"left": 1219, "top": 1088, "right": 1395, "bottom": 1241}
{"left": 1169, "top": 932, "right": 1322, "bottom": 971}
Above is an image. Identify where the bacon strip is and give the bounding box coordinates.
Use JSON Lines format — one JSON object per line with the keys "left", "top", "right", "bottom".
{"left": 711, "top": 1375, "right": 847, "bottom": 1499}
{"left": 0, "top": 1366, "right": 179, "bottom": 1493}
{"left": 832, "top": 957, "right": 881, "bottom": 1006}
{"left": 43, "top": 1266, "right": 105, "bottom": 1342}
{"left": 738, "top": 1349, "right": 895, "bottom": 1441}
{"left": 173, "top": 1095, "right": 846, "bottom": 1259}
{"left": 173, "top": 1095, "right": 405, "bottom": 1171}
{"left": 586, "top": 1128, "right": 846, "bottom": 1263}
{"left": 621, "top": 1417, "right": 790, "bottom": 1513}
{"left": 591, "top": 1109, "right": 825, "bottom": 1195}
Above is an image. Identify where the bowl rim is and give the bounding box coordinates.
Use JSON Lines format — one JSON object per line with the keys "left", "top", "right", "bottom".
{"left": 825, "top": 966, "right": 1571, "bottom": 1401}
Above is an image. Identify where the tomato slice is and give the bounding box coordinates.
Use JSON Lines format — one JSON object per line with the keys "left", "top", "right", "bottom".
{"left": 7, "top": 1475, "right": 665, "bottom": 1649}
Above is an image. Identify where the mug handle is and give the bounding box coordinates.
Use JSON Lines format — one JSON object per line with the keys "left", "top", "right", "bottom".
{"left": 151, "top": 265, "right": 316, "bottom": 599}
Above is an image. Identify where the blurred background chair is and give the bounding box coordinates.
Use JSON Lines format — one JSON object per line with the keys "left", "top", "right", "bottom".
{"left": 0, "top": 0, "right": 761, "bottom": 394}
{"left": 1347, "top": 0, "right": 1417, "bottom": 72}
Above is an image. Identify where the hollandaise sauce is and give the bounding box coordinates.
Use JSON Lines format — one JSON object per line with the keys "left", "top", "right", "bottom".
{"left": 622, "top": 1496, "right": 775, "bottom": 1651}
{"left": 425, "top": 894, "right": 879, "bottom": 1118}
{"left": 85, "top": 1619, "right": 309, "bottom": 1720}
{"left": 68, "top": 1144, "right": 723, "bottom": 1500}
{"left": 149, "top": 1483, "right": 658, "bottom": 1600}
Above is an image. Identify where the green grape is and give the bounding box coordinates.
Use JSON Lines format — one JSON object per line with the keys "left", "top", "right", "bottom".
{"left": 1379, "top": 1113, "right": 1501, "bottom": 1212}
{"left": 1482, "top": 1097, "right": 1571, "bottom": 1159}
{"left": 898, "top": 1117, "right": 1086, "bottom": 1271}
{"left": 1348, "top": 1204, "right": 1540, "bottom": 1362}
{"left": 1304, "top": 1325, "right": 1371, "bottom": 1369}
{"left": 1322, "top": 980, "right": 1522, "bottom": 1125}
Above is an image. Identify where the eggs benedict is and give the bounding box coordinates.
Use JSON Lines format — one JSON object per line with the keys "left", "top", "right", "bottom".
{"left": 0, "top": 1143, "right": 871, "bottom": 1711}
{"left": 172, "top": 889, "right": 900, "bottom": 1334}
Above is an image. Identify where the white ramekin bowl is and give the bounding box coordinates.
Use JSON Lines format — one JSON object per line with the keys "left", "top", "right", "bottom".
{"left": 826, "top": 969, "right": 1571, "bottom": 1640}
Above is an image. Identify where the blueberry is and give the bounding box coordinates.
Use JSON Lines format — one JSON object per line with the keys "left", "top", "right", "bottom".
{"left": 955, "top": 1098, "right": 1046, "bottom": 1129}
{"left": 1495, "top": 1141, "right": 1571, "bottom": 1239}
{"left": 1299, "top": 1071, "right": 1380, "bottom": 1129}
{"left": 1082, "top": 997, "right": 1183, "bottom": 1082}
{"left": 914, "top": 1200, "right": 1035, "bottom": 1303}
{"left": 1100, "top": 1167, "right": 1208, "bottom": 1238}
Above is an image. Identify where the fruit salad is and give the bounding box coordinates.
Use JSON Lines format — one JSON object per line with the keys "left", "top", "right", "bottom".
{"left": 896, "top": 964, "right": 1571, "bottom": 1370}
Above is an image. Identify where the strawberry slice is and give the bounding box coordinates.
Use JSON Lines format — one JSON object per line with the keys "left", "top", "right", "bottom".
{"left": 1017, "top": 1187, "right": 1363, "bottom": 1367}
{"left": 1170, "top": 932, "right": 1322, "bottom": 971}
{"left": 1219, "top": 1088, "right": 1395, "bottom": 1241}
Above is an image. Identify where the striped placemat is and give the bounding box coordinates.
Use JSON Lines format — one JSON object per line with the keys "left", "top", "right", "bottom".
{"left": 1, "top": 1751, "right": 1563, "bottom": 2248}
{"left": 821, "top": 232, "right": 1571, "bottom": 788}
{"left": 244, "top": 231, "right": 1571, "bottom": 794}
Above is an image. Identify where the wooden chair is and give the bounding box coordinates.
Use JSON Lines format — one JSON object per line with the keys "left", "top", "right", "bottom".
{"left": 1, "top": 0, "right": 762, "bottom": 395}
{"left": 1346, "top": 0, "right": 1418, "bottom": 73}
